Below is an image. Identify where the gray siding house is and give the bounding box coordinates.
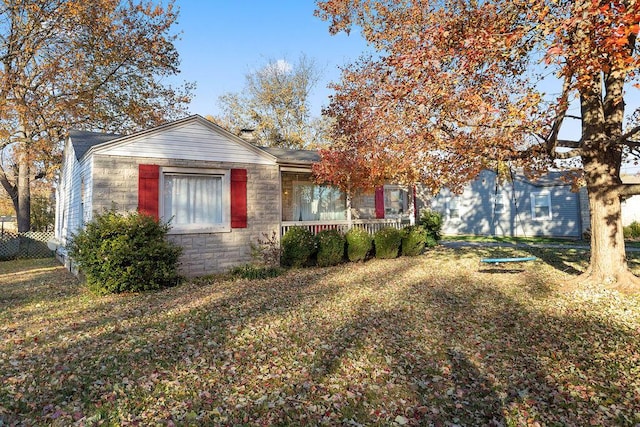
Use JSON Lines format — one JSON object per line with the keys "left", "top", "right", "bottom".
{"left": 429, "top": 169, "right": 588, "bottom": 238}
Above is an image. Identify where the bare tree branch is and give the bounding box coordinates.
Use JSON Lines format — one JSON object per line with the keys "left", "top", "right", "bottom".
{"left": 619, "top": 183, "right": 640, "bottom": 197}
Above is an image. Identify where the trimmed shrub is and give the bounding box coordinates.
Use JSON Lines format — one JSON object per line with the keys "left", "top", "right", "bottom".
{"left": 281, "top": 226, "right": 316, "bottom": 267}
{"left": 624, "top": 221, "right": 640, "bottom": 239}
{"left": 419, "top": 209, "right": 443, "bottom": 242}
{"left": 401, "top": 225, "right": 428, "bottom": 256}
{"left": 345, "top": 227, "right": 372, "bottom": 262}
{"left": 374, "top": 227, "right": 402, "bottom": 259}
{"left": 67, "top": 210, "right": 182, "bottom": 295}
{"left": 316, "top": 229, "right": 346, "bottom": 267}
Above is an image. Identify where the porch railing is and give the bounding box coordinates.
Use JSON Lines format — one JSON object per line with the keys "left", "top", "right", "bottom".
{"left": 281, "top": 219, "right": 407, "bottom": 237}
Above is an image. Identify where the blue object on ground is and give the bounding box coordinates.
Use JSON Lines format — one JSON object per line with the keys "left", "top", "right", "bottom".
{"left": 480, "top": 256, "right": 537, "bottom": 264}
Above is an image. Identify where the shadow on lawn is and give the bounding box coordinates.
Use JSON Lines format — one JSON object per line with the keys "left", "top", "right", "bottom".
{"left": 3, "top": 256, "right": 640, "bottom": 426}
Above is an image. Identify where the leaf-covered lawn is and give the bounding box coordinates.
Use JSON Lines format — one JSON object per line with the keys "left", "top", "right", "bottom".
{"left": 2, "top": 249, "right": 640, "bottom": 426}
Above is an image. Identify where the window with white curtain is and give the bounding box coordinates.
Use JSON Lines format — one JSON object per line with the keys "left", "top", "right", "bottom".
{"left": 293, "top": 183, "right": 346, "bottom": 221}
{"left": 531, "top": 192, "right": 552, "bottom": 220}
{"left": 162, "top": 168, "right": 230, "bottom": 233}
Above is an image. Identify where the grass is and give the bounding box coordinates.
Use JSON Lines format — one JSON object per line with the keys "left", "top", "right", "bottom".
{"left": 444, "top": 234, "right": 640, "bottom": 248}
{"left": 443, "top": 234, "right": 586, "bottom": 245}
{"left": 2, "top": 250, "right": 640, "bottom": 426}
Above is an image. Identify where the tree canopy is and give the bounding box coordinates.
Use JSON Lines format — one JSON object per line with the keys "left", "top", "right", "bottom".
{"left": 315, "top": 0, "right": 640, "bottom": 290}
{"left": 214, "top": 55, "right": 329, "bottom": 149}
{"left": 0, "top": 0, "right": 193, "bottom": 232}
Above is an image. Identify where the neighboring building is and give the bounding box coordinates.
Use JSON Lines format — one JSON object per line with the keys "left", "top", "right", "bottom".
{"left": 621, "top": 175, "right": 640, "bottom": 226}
{"left": 428, "top": 169, "right": 587, "bottom": 238}
{"left": 55, "top": 115, "right": 411, "bottom": 276}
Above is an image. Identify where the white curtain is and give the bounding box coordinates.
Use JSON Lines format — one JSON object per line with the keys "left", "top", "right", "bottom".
{"left": 164, "top": 174, "right": 222, "bottom": 225}
{"left": 293, "top": 184, "right": 346, "bottom": 221}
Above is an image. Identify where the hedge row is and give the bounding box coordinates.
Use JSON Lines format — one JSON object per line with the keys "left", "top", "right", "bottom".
{"left": 281, "top": 210, "right": 443, "bottom": 268}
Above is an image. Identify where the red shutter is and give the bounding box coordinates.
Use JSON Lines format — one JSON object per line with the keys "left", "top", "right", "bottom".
{"left": 138, "top": 164, "right": 159, "bottom": 219}
{"left": 231, "top": 169, "right": 247, "bottom": 228}
{"left": 375, "top": 186, "right": 385, "bottom": 219}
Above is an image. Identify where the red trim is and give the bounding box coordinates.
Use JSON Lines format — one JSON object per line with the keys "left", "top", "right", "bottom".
{"left": 231, "top": 169, "right": 247, "bottom": 228}
{"left": 138, "top": 164, "right": 159, "bottom": 219}
{"left": 374, "top": 186, "right": 385, "bottom": 219}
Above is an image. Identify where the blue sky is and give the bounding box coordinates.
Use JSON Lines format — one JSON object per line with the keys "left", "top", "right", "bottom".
{"left": 172, "top": 1, "right": 368, "bottom": 118}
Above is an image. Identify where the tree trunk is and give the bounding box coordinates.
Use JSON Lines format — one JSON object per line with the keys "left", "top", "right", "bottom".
{"left": 577, "top": 78, "right": 640, "bottom": 291}
{"left": 585, "top": 181, "right": 631, "bottom": 285}
{"left": 17, "top": 156, "right": 30, "bottom": 232}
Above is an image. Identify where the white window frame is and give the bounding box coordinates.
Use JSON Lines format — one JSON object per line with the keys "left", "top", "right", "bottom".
{"left": 383, "top": 185, "right": 409, "bottom": 219}
{"left": 492, "top": 192, "right": 506, "bottom": 214}
{"left": 530, "top": 191, "right": 552, "bottom": 220}
{"left": 160, "top": 167, "right": 231, "bottom": 234}
{"left": 292, "top": 181, "right": 347, "bottom": 221}
{"left": 447, "top": 196, "right": 462, "bottom": 220}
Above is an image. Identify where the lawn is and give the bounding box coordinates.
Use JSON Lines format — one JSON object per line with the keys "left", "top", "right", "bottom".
{"left": 1, "top": 248, "right": 640, "bottom": 426}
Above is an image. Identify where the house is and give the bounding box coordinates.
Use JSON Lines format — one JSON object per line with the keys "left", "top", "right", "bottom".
{"left": 428, "top": 169, "right": 588, "bottom": 238}
{"left": 56, "top": 115, "right": 601, "bottom": 277}
{"left": 55, "top": 115, "right": 413, "bottom": 276}
{"left": 621, "top": 175, "right": 640, "bottom": 226}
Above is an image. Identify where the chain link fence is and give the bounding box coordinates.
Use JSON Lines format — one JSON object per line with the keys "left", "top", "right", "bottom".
{"left": 0, "top": 230, "right": 56, "bottom": 260}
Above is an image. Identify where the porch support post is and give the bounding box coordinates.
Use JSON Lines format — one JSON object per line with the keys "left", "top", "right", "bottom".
{"left": 409, "top": 185, "right": 416, "bottom": 226}
{"left": 346, "top": 193, "right": 353, "bottom": 230}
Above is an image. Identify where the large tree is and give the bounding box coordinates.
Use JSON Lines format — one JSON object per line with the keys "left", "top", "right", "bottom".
{"left": 314, "top": 0, "right": 640, "bottom": 291}
{"left": 215, "top": 55, "right": 328, "bottom": 149}
{"left": 0, "top": 0, "right": 193, "bottom": 232}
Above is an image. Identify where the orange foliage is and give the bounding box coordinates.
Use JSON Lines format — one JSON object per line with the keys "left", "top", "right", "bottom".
{"left": 314, "top": 0, "right": 639, "bottom": 193}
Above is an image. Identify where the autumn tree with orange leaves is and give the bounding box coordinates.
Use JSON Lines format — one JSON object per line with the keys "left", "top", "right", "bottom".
{"left": 0, "top": 0, "right": 193, "bottom": 232}
{"left": 314, "top": 0, "right": 640, "bottom": 291}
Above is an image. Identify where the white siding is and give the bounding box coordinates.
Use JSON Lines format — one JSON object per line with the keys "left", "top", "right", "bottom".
{"left": 55, "top": 139, "right": 92, "bottom": 247}
{"left": 622, "top": 195, "right": 640, "bottom": 226}
{"left": 94, "top": 120, "right": 274, "bottom": 165}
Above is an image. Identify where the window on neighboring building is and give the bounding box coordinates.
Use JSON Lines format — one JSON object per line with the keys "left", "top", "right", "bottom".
{"left": 530, "top": 192, "right": 552, "bottom": 220}
{"left": 161, "top": 168, "right": 230, "bottom": 232}
{"left": 383, "top": 186, "right": 409, "bottom": 218}
{"left": 492, "top": 193, "right": 506, "bottom": 214}
{"left": 447, "top": 196, "right": 461, "bottom": 220}
{"left": 293, "top": 183, "right": 346, "bottom": 221}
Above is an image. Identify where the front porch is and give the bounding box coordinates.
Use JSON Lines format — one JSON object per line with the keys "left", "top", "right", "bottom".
{"left": 279, "top": 170, "right": 416, "bottom": 237}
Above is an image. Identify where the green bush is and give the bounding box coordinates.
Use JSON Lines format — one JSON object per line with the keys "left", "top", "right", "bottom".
{"left": 230, "top": 264, "right": 283, "bottom": 280}
{"left": 374, "top": 227, "right": 402, "bottom": 259}
{"left": 281, "top": 226, "right": 316, "bottom": 267}
{"left": 316, "top": 229, "right": 346, "bottom": 267}
{"left": 401, "top": 225, "right": 428, "bottom": 256}
{"left": 67, "top": 210, "right": 182, "bottom": 295}
{"left": 624, "top": 221, "right": 640, "bottom": 239}
{"left": 345, "top": 227, "right": 372, "bottom": 262}
{"left": 419, "top": 209, "right": 443, "bottom": 242}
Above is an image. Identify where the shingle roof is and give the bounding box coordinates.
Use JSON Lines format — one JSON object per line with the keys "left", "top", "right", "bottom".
{"left": 258, "top": 146, "right": 320, "bottom": 164}
{"left": 69, "top": 129, "right": 122, "bottom": 160}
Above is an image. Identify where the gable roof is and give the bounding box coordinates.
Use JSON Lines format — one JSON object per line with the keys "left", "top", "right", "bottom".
{"left": 67, "top": 116, "right": 326, "bottom": 167}
{"left": 68, "top": 130, "right": 121, "bottom": 160}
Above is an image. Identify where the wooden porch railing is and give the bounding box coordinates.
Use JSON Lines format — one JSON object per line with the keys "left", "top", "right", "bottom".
{"left": 281, "top": 219, "right": 407, "bottom": 237}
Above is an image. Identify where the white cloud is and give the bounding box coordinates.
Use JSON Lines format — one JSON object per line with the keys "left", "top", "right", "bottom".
{"left": 262, "top": 59, "right": 292, "bottom": 76}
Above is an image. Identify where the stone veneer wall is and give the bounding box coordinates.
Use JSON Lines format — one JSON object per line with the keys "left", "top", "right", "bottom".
{"left": 92, "top": 155, "right": 280, "bottom": 276}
